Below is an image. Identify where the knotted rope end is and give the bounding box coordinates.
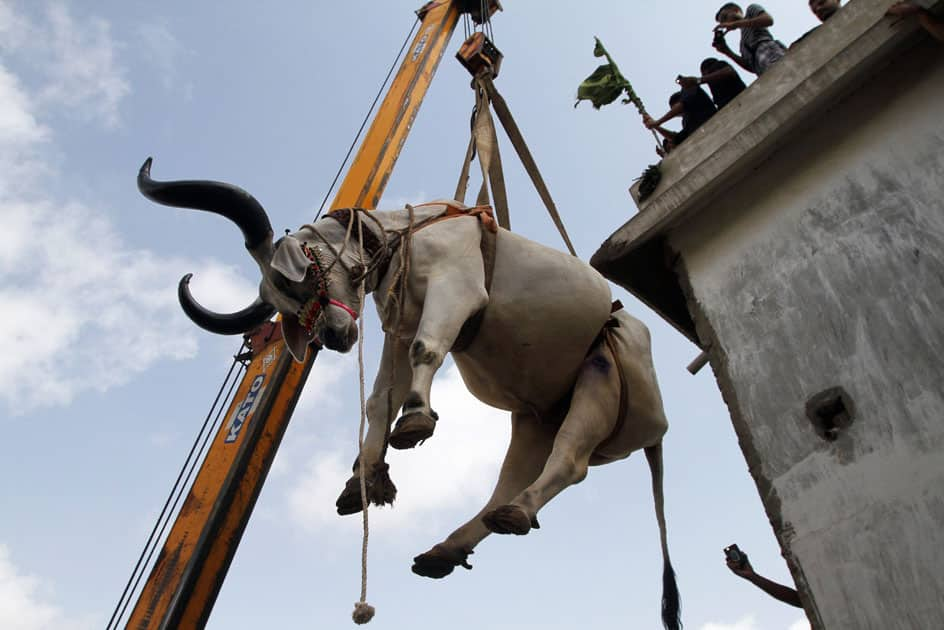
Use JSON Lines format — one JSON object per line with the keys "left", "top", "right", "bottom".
{"left": 352, "top": 601, "right": 376, "bottom": 625}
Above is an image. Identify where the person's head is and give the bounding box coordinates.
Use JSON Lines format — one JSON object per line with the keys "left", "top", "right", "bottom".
{"left": 669, "top": 91, "right": 682, "bottom": 107}
{"left": 716, "top": 3, "right": 742, "bottom": 22}
{"left": 700, "top": 57, "right": 723, "bottom": 74}
{"left": 809, "top": 0, "right": 840, "bottom": 22}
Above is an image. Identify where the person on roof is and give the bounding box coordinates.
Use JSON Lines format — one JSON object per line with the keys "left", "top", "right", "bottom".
{"left": 642, "top": 79, "right": 717, "bottom": 150}
{"left": 809, "top": 0, "right": 842, "bottom": 22}
{"left": 792, "top": 0, "right": 843, "bottom": 48}
{"left": 678, "top": 58, "right": 747, "bottom": 110}
{"left": 713, "top": 3, "right": 787, "bottom": 75}
{"left": 887, "top": 1, "right": 944, "bottom": 42}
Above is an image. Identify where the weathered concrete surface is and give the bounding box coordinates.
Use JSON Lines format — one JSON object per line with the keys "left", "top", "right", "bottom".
{"left": 670, "top": 35, "right": 944, "bottom": 630}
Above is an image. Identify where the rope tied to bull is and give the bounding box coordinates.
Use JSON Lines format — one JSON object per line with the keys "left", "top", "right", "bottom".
{"left": 340, "top": 204, "right": 418, "bottom": 624}
{"left": 352, "top": 215, "right": 375, "bottom": 625}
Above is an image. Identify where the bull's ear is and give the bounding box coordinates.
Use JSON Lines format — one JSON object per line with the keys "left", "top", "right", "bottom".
{"left": 281, "top": 314, "right": 312, "bottom": 363}
{"left": 270, "top": 235, "right": 311, "bottom": 282}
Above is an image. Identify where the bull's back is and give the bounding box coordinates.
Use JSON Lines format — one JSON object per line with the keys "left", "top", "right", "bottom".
{"left": 454, "top": 229, "right": 612, "bottom": 414}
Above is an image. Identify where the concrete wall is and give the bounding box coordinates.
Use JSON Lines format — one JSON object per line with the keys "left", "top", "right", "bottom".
{"left": 671, "top": 38, "right": 944, "bottom": 629}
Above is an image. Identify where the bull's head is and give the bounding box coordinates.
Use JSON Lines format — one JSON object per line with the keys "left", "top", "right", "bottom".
{"left": 137, "top": 158, "right": 362, "bottom": 361}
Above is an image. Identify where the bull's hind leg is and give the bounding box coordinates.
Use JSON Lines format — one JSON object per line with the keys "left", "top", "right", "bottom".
{"left": 483, "top": 342, "right": 621, "bottom": 535}
{"left": 412, "top": 412, "right": 554, "bottom": 578}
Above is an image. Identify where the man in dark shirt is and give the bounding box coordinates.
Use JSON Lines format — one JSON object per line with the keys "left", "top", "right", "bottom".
{"left": 679, "top": 58, "right": 746, "bottom": 110}
{"left": 643, "top": 81, "right": 717, "bottom": 147}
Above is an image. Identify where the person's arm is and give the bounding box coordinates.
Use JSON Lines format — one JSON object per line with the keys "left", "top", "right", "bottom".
{"left": 919, "top": 10, "right": 944, "bottom": 41}
{"left": 642, "top": 113, "right": 680, "bottom": 143}
{"left": 888, "top": 2, "right": 944, "bottom": 41}
{"left": 712, "top": 37, "right": 752, "bottom": 73}
{"left": 722, "top": 13, "right": 774, "bottom": 30}
{"left": 717, "top": 7, "right": 774, "bottom": 32}
{"left": 644, "top": 102, "right": 684, "bottom": 129}
{"left": 698, "top": 65, "right": 737, "bottom": 85}
{"left": 649, "top": 123, "right": 680, "bottom": 143}
{"left": 727, "top": 558, "right": 802, "bottom": 608}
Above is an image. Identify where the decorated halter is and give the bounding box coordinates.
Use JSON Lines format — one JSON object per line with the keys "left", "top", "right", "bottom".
{"left": 296, "top": 241, "right": 359, "bottom": 335}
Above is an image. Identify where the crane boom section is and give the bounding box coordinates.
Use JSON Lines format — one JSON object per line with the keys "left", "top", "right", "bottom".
{"left": 126, "top": 3, "right": 461, "bottom": 628}
{"left": 333, "top": 3, "right": 460, "bottom": 210}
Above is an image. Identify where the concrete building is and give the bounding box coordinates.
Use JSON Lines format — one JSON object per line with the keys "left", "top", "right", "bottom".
{"left": 591, "top": 1, "right": 944, "bottom": 628}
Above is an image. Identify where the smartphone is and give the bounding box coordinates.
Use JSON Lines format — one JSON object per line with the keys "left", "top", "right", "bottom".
{"left": 724, "top": 544, "right": 746, "bottom": 567}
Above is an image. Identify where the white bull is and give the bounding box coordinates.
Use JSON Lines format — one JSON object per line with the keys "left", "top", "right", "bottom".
{"left": 138, "top": 159, "right": 681, "bottom": 630}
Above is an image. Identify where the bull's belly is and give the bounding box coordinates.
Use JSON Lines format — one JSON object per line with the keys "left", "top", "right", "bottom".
{"left": 452, "top": 351, "right": 581, "bottom": 414}
{"left": 452, "top": 296, "right": 611, "bottom": 415}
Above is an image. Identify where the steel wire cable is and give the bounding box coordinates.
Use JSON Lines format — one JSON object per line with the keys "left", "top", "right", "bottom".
{"left": 313, "top": 18, "right": 420, "bottom": 221}
{"left": 106, "top": 346, "right": 248, "bottom": 629}
{"left": 113, "top": 357, "right": 247, "bottom": 628}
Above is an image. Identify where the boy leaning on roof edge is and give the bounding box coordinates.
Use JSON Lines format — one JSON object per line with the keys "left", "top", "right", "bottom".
{"left": 713, "top": 3, "right": 787, "bottom": 75}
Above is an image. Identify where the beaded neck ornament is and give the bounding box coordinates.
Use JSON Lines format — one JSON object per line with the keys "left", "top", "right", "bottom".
{"left": 297, "top": 242, "right": 331, "bottom": 334}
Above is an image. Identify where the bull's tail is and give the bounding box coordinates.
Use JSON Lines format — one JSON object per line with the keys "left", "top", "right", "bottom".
{"left": 645, "top": 442, "right": 681, "bottom": 630}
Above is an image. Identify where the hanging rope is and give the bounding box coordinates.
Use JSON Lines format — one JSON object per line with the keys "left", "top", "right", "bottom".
{"left": 352, "top": 215, "right": 375, "bottom": 624}
{"left": 314, "top": 18, "right": 420, "bottom": 221}
{"left": 379, "top": 204, "right": 415, "bottom": 460}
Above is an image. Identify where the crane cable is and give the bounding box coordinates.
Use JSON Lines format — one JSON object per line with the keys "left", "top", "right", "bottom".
{"left": 314, "top": 17, "right": 420, "bottom": 221}
{"left": 105, "top": 345, "right": 249, "bottom": 630}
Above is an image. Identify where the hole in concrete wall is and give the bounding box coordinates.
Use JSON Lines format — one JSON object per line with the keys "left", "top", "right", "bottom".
{"left": 805, "top": 386, "right": 855, "bottom": 441}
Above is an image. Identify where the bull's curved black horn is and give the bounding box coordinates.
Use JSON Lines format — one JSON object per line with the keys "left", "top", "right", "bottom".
{"left": 137, "top": 157, "right": 273, "bottom": 250}
{"left": 178, "top": 274, "right": 276, "bottom": 335}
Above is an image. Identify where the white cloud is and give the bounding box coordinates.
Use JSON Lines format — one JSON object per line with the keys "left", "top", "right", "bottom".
{"left": 134, "top": 21, "right": 188, "bottom": 93}
{"left": 700, "top": 617, "right": 758, "bottom": 630}
{"left": 0, "top": 3, "right": 257, "bottom": 414}
{"left": 0, "top": 2, "right": 129, "bottom": 128}
{"left": 0, "top": 195, "right": 259, "bottom": 413}
{"left": 0, "top": 66, "right": 49, "bottom": 198}
{"left": 376, "top": 191, "right": 431, "bottom": 211}
{"left": 0, "top": 544, "right": 93, "bottom": 630}
{"left": 38, "top": 3, "right": 129, "bottom": 128}
{"left": 287, "top": 364, "right": 510, "bottom": 534}
{"left": 0, "top": 1, "right": 30, "bottom": 52}
{"left": 294, "top": 349, "right": 358, "bottom": 415}
{"left": 0, "top": 65, "right": 47, "bottom": 147}
{"left": 699, "top": 616, "right": 809, "bottom": 630}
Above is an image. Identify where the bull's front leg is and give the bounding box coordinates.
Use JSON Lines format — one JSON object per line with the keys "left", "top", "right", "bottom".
{"left": 336, "top": 334, "right": 411, "bottom": 515}
{"left": 388, "top": 274, "right": 487, "bottom": 450}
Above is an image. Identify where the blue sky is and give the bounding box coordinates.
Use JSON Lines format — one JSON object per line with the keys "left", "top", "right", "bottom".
{"left": 0, "top": 1, "right": 828, "bottom": 628}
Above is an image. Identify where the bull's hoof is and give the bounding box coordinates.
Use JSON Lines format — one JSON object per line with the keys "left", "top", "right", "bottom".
{"left": 336, "top": 463, "right": 397, "bottom": 515}
{"left": 412, "top": 544, "right": 473, "bottom": 579}
{"left": 389, "top": 411, "right": 437, "bottom": 450}
{"left": 482, "top": 505, "right": 533, "bottom": 535}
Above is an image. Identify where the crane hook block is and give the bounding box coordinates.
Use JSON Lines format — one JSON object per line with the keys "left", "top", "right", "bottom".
{"left": 457, "top": 32, "right": 503, "bottom": 78}
{"left": 458, "top": 0, "right": 502, "bottom": 24}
